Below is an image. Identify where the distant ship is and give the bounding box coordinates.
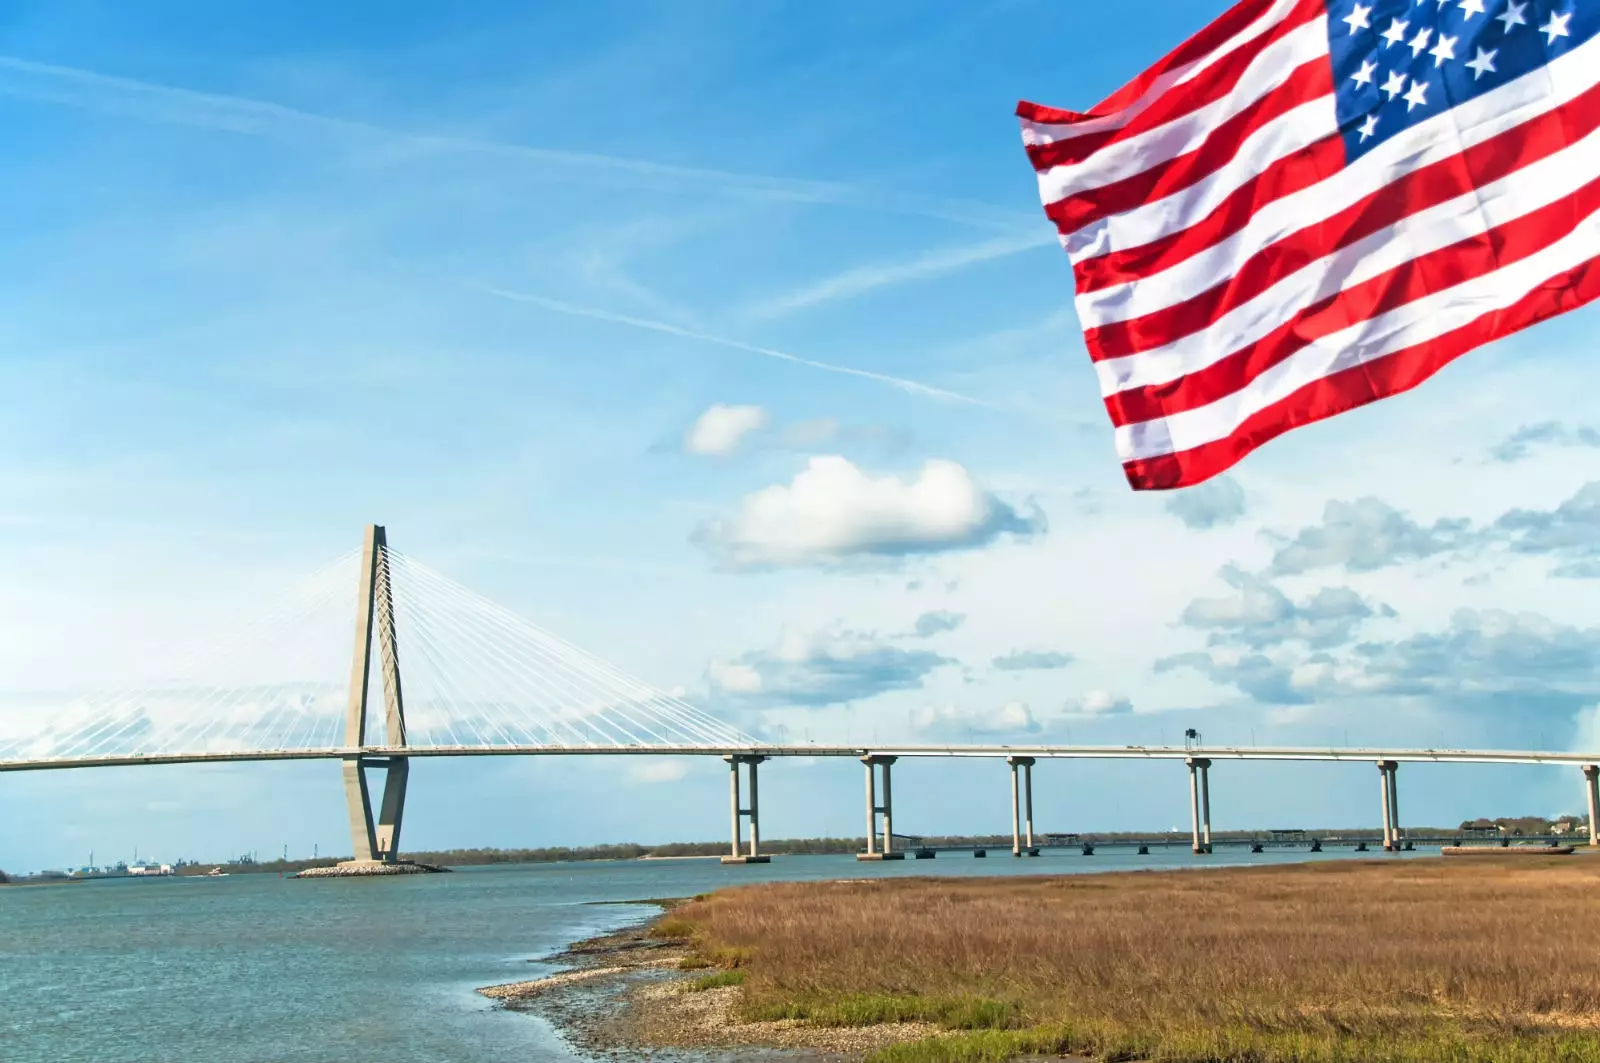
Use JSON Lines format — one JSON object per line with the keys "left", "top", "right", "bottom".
{"left": 204, "top": 867, "right": 228, "bottom": 878}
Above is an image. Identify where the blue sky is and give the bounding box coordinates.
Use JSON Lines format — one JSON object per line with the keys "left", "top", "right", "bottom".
{"left": 4, "top": 0, "right": 1600, "bottom": 871}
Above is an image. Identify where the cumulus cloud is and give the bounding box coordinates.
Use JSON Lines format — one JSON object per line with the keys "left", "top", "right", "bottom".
{"left": 1160, "top": 609, "right": 1600, "bottom": 709}
{"left": 1492, "top": 481, "right": 1600, "bottom": 578}
{"left": 912, "top": 610, "right": 966, "bottom": 637}
{"left": 1488, "top": 421, "right": 1600, "bottom": 463}
{"left": 696, "top": 455, "right": 1044, "bottom": 567}
{"left": 992, "top": 649, "right": 1075, "bottom": 671}
{"left": 1180, "top": 566, "right": 1393, "bottom": 650}
{"left": 1063, "top": 690, "right": 1133, "bottom": 716}
{"left": 707, "top": 625, "right": 952, "bottom": 708}
{"left": 684, "top": 403, "right": 768, "bottom": 456}
{"left": 1164, "top": 475, "right": 1247, "bottom": 530}
{"left": 913, "top": 700, "right": 1041, "bottom": 738}
{"left": 1267, "top": 497, "right": 1473, "bottom": 575}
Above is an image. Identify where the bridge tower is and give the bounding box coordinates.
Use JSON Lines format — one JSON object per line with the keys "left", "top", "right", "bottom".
{"left": 341, "top": 524, "right": 411, "bottom": 865}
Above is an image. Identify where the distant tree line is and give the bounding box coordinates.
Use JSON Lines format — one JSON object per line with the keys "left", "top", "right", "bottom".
{"left": 1458, "top": 815, "right": 1587, "bottom": 835}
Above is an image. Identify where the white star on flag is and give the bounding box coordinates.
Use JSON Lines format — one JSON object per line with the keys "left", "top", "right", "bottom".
{"left": 1381, "top": 69, "right": 1408, "bottom": 99}
{"left": 1541, "top": 11, "right": 1572, "bottom": 46}
{"left": 1497, "top": 1, "right": 1528, "bottom": 34}
{"left": 1403, "top": 78, "right": 1429, "bottom": 111}
{"left": 1358, "top": 114, "right": 1379, "bottom": 141}
{"left": 1343, "top": 2, "right": 1373, "bottom": 34}
{"left": 1408, "top": 26, "right": 1433, "bottom": 57}
{"left": 1465, "top": 46, "right": 1497, "bottom": 79}
{"left": 1381, "top": 18, "right": 1409, "bottom": 47}
{"left": 1429, "top": 33, "right": 1458, "bottom": 67}
{"left": 1459, "top": 0, "right": 1486, "bottom": 17}
{"left": 1352, "top": 58, "right": 1378, "bottom": 87}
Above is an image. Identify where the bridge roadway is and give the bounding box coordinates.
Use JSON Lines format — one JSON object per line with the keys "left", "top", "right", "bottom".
{"left": 4, "top": 742, "right": 1599, "bottom": 773}
{"left": 8, "top": 743, "right": 1598, "bottom": 864}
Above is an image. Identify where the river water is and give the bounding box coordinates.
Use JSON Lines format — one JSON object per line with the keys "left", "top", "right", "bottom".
{"left": 1, "top": 848, "right": 1401, "bottom": 1063}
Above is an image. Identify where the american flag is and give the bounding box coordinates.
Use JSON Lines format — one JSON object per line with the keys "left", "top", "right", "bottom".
{"left": 1019, "top": 0, "right": 1600, "bottom": 490}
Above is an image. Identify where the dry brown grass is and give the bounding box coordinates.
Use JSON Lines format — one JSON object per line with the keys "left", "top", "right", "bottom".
{"left": 670, "top": 859, "right": 1600, "bottom": 1062}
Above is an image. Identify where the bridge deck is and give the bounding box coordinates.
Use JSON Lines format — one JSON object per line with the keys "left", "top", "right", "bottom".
{"left": 3, "top": 743, "right": 1598, "bottom": 773}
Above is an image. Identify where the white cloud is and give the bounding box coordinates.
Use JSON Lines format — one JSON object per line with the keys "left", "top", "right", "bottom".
{"left": 912, "top": 699, "right": 1040, "bottom": 737}
{"left": 1064, "top": 690, "right": 1133, "bottom": 717}
{"left": 708, "top": 659, "right": 763, "bottom": 694}
{"left": 697, "top": 455, "right": 1043, "bottom": 567}
{"left": 684, "top": 403, "right": 768, "bottom": 456}
{"left": 629, "top": 759, "right": 691, "bottom": 783}
{"left": 708, "top": 624, "right": 950, "bottom": 708}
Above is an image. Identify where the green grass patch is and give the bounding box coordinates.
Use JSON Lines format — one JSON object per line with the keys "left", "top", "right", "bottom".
{"left": 691, "top": 970, "right": 747, "bottom": 991}
{"left": 648, "top": 916, "right": 696, "bottom": 940}
{"left": 745, "top": 993, "right": 1019, "bottom": 1031}
{"left": 864, "top": 1022, "right": 1600, "bottom": 1063}
{"left": 677, "top": 956, "right": 714, "bottom": 970}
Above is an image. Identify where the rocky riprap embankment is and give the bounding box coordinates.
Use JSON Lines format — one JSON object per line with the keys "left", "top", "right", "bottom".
{"left": 293, "top": 861, "right": 450, "bottom": 878}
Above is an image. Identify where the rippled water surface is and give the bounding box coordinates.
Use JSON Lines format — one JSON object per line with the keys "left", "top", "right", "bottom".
{"left": 0, "top": 848, "right": 1400, "bottom": 1062}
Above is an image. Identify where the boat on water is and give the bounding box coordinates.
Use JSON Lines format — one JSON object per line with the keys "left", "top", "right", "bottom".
{"left": 204, "top": 867, "right": 228, "bottom": 877}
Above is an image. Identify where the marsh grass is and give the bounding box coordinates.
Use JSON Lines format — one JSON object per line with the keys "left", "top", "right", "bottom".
{"left": 691, "top": 970, "right": 747, "bottom": 991}
{"left": 669, "top": 859, "right": 1600, "bottom": 1062}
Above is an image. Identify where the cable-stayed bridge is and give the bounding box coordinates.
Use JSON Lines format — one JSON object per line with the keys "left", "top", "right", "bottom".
{"left": 5, "top": 525, "right": 1600, "bottom": 867}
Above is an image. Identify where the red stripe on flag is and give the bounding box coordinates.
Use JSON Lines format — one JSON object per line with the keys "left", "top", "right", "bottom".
{"left": 1070, "top": 135, "right": 1346, "bottom": 294}
{"left": 1084, "top": 76, "right": 1600, "bottom": 363}
{"left": 1120, "top": 244, "right": 1600, "bottom": 491}
{"left": 1104, "top": 170, "right": 1600, "bottom": 430}
{"left": 1042, "top": 58, "right": 1332, "bottom": 238}
{"left": 1017, "top": 0, "right": 1287, "bottom": 125}
{"left": 1023, "top": 0, "right": 1323, "bottom": 172}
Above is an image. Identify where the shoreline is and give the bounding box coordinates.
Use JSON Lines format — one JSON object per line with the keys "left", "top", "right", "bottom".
{"left": 475, "top": 901, "right": 942, "bottom": 1058}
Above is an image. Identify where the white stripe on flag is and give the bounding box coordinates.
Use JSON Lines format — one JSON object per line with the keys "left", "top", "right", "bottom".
{"left": 1075, "top": 25, "right": 1600, "bottom": 330}
{"left": 1115, "top": 200, "right": 1600, "bottom": 461}
{"left": 1020, "top": 0, "right": 1305, "bottom": 145}
{"left": 1034, "top": 16, "right": 1330, "bottom": 204}
{"left": 1095, "top": 113, "right": 1600, "bottom": 397}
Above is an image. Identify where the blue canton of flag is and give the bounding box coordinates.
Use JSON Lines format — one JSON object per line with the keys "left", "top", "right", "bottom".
{"left": 1020, "top": 0, "right": 1600, "bottom": 489}
{"left": 1333, "top": 0, "right": 1600, "bottom": 159}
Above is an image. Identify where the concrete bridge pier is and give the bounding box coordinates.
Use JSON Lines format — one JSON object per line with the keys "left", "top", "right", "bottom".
{"left": 721, "top": 755, "right": 769, "bottom": 864}
{"left": 858, "top": 755, "right": 904, "bottom": 860}
{"left": 340, "top": 524, "right": 412, "bottom": 867}
{"left": 1378, "top": 760, "right": 1401, "bottom": 851}
{"left": 1585, "top": 765, "right": 1599, "bottom": 847}
{"left": 1187, "top": 757, "right": 1212, "bottom": 854}
{"left": 1008, "top": 756, "right": 1037, "bottom": 856}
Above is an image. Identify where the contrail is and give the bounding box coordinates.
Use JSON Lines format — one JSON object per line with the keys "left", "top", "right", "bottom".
{"left": 0, "top": 55, "right": 1029, "bottom": 230}
{"left": 483, "top": 288, "right": 990, "bottom": 407}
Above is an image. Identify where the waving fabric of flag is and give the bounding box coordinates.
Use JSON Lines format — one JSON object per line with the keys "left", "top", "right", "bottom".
{"left": 1019, "top": 0, "right": 1600, "bottom": 490}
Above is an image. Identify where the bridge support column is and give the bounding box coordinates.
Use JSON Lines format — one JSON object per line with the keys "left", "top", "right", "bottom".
{"left": 858, "top": 756, "right": 903, "bottom": 861}
{"left": 1187, "top": 757, "right": 1212, "bottom": 854}
{"left": 721, "top": 755, "right": 770, "bottom": 864}
{"left": 1585, "top": 765, "right": 1600, "bottom": 848}
{"left": 1008, "top": 756, "right": 1036, "bottom": 856}
{"left": 339, "top": 524, "right": 412, "bottom": 867}
{"left": 1378, "top": 760, "right": 1400, "bottom": 851}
